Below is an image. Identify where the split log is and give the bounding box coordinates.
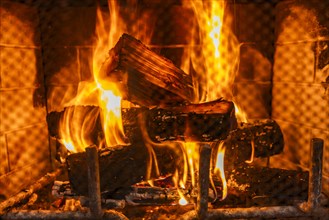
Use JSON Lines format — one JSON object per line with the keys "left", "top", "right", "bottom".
{"left": 101, "top": 33, "right": 194, "bottom": 107}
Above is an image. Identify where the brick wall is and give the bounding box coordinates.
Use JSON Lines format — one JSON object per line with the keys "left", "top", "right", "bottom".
{"left": 0, "top": 1, "right": 50, "bottom": 198}
{"left": 270, "top": 0, "right": 329, "bottom": 194}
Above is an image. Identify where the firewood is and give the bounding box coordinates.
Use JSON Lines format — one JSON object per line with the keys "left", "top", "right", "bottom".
{"left": 48, "top": 108, "right": 283, "bottom": 166}
{"left": 47, "top": 98, "right": 236, "bottom": 144}
{"left": 89, "top": 166, "right": 308, "bottom": 207}
{"left": 66, "top": 144, "right": 179, "bottom": 196}
{"left": 145, "top": 99, "right": 236, "bottom": 142}
{"left": 101, "top": 33, "right": 194, "bottom": 107}
{"left": 213, "top": 165, "right": 308, "bottom": 207}
{"left": 224, "top": 119, "right": 284, "bottom": 166}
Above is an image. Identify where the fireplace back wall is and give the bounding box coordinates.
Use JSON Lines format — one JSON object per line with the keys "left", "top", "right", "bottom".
{"left": 0, "top": 0, "right": 328, "bottom": 200}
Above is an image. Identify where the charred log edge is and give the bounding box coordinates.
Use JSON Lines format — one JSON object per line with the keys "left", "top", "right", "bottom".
{"left": 159, "top": 98, "right": 234, "bottom": 114}
{"left": 146, "top": 101, "right": 235, "bottom": 143}
{"left": 0, "top": 169, "right": 63, "bottom": 215}
{"left": 0, "top": 210, "right": 128, "bottom": 220}
{"left": 181, "top": 206, "right": 329, "bottom": 220}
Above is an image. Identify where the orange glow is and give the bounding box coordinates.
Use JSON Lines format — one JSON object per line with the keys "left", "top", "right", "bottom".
{"left": 59, "top": 2, "right": 127, "bottom": 152}
{"left": 214, "top": 142, "right": 227, "bottom": 200}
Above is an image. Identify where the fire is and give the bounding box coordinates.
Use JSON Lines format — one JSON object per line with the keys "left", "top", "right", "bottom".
{"left": 181, "top": 0, "right": 240, "bottom": 202}
{"left": 214, "top": 142, "right": 227, "bottom": 200}
{"left": 179, "top": 197, "right": 188, "bottom": 206}
{"left": 173, "top": 170, "right": 189, "bottom": 206}
{"left": 234, "top": 102, "right": 248, "bottom": 123}
{"left": 188, "top": 0, "right": 240, "bottom": 102}
{"left": 59, "top": 2, "right": 127, "bottom": 152}
{"left": 182, "top": 142, "right": 199, "bottom": 187}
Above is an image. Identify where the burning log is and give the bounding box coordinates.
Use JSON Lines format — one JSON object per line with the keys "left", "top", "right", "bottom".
{"left": 101, "top": 33, "right": 194, "bottom": 107}
{"left": 66, "top": 144, "right": 178, "bottom": 196}
{"left": 224, "top": 119, "right": 284, "bottom": 166}
{"left": 145, "top": 99, "right": 236, "bottom": 142}
{"left": 213, "top": 166, "right": 309, "bottom": 207}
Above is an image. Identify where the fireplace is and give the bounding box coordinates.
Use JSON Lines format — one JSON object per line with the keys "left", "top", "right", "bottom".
{"left": 0, "top": 0, "right": 328, "bottom": 219}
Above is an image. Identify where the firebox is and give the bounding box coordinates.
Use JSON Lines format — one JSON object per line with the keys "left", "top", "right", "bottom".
{"left": 0, "top": 0, "right": 328, "bottom": 219}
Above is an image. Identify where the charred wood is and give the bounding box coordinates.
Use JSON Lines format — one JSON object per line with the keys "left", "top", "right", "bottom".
{"left": 224, "top": 119, "right": 284, "bottom": 166}
{"left": 67, "top": 145, "right": 178, "bottom": 196}
{"left": 213, "top": 165, "right": 309, "bottom": 207}
{"left": 49, "top": 109, "right": 284, "bottom": 174}
{"left": 145, "top": 99, "right": 236, "bottom": 142}
{"left": 91, "top": 166, "right": 308, "bottom": 208}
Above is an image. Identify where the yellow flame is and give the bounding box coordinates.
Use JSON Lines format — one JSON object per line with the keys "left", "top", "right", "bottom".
{"left": 245, "top": 138, "right": 255, "bottom": 164}
{"left": 173, "top": 170, "right": 189, "bottom": 206}
{"left": 59, "top": 2, "right": 128, "bottom": 152}
{"left": 179, "top": 196, "right": 188, "bottom": 206}
{"left": 234, "top": 102, "right": 248, "bottom": 123}
{"left": 188, "top": 0, "right": 240, "bottom": 102}
{"left": 184, "top": 142, "right": 199, "bottom": 187}
{"left": 214, "top": 142, "right": 227, "bottom": 200}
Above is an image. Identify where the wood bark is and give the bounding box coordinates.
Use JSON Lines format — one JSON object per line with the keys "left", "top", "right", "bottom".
{"left": 224, "top": 119, "right": 284, "bottom": 166}
{"left": 66, "top": 144, "right": 179, "bottom": 196}
{"left": 145, "top": 99, "right": 236, "bottom": 142}
{"left": 212, "top": 166, "right": 308, "bottom": 207}
{"left": 100, "top": 33, "right": 194, "bottom": 107}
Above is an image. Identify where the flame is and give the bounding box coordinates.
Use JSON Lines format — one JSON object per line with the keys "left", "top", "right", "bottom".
{"left": 234, "top": 102, "right": 248, "bottom": 123}
{"left": 59, "top": 2, "right": 128, "bottom": 152}
{"left": 214, "top": 142, "right": 227, "bottom": 200}
{"left": 173, "top": 1, "right": 243, "bottom": 202}
{"left": 183, "top": 142, "right": 199, "bottom": 187}
{"left": 179, "top": 197, "right": 188, "bottom": 206}
{"left": 173, "top": 170, "right": 189, "bottom": 206}
{"left": 187, "top": 0, "right": 240, "bottom": 102}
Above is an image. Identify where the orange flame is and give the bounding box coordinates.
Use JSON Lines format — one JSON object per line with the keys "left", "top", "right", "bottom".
{"left": 59, "top": 2, "right": 128, "bottom": 152}
{"left": 214, "top": 142, "right": 227, "bottom": 200}
{"left": 173, "top": 170, "right": 189, "bottom": 206}
{"left": 188, "top": 0, "right": 240, "bottom": 102}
